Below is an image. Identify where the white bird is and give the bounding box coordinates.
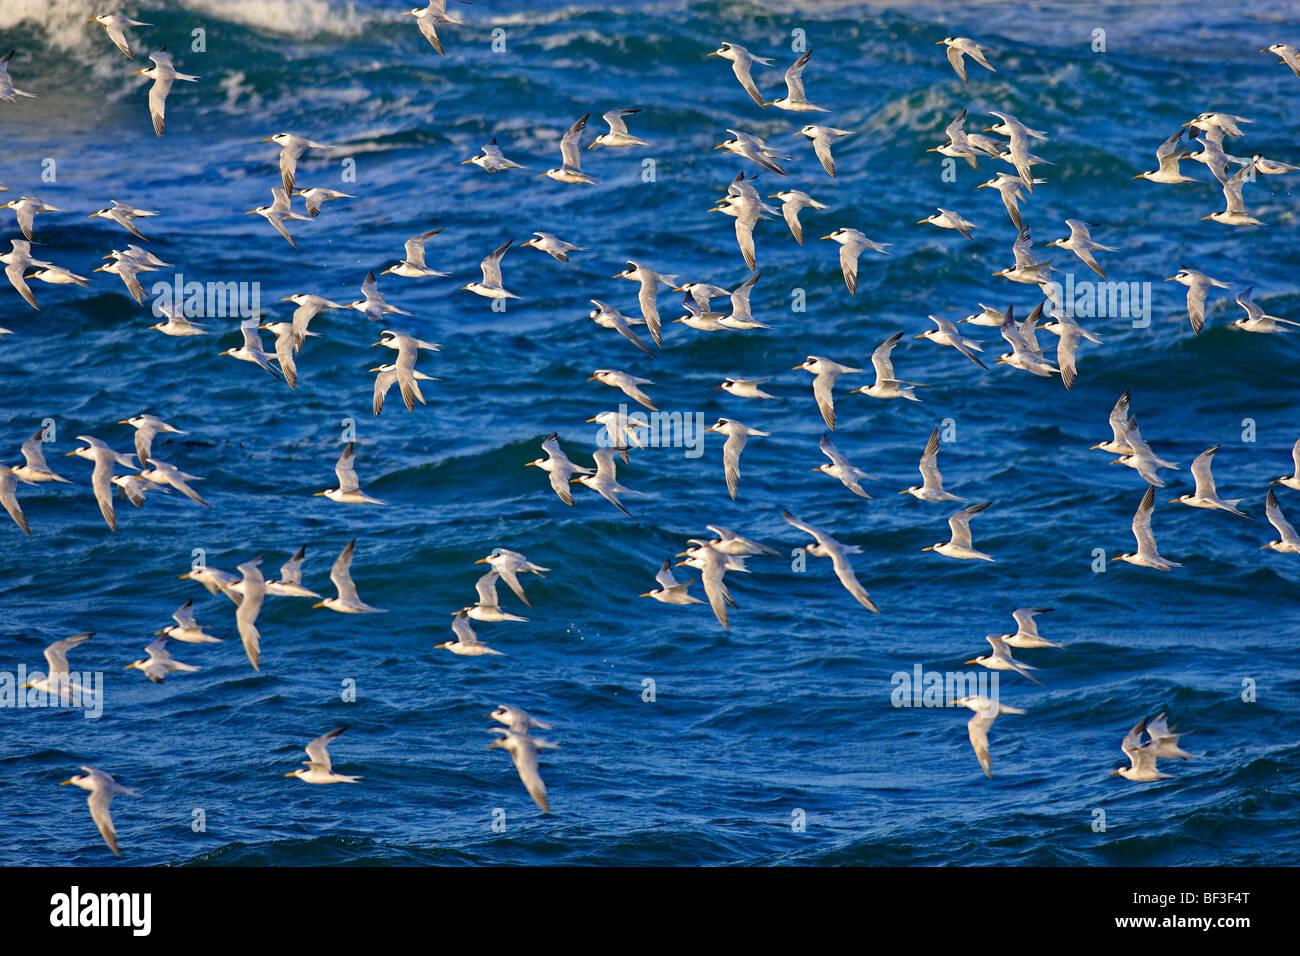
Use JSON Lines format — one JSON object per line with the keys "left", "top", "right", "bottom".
{"left": 315, "top": 442, "right": 385, "bottom": 504}
{"left": 710, "top": 192, "right": 775, "bottom": 272}
{"left": 954, "top": 695, "right": 1025, "bottom": 778}
{"left": 220, "top": 320, "right": 282, "bottom": 380}
{"left": 134, "top": 48, "right": 198, "bottom": 136}
{"left": 382, "top": 228, "right": 448, "bottom": 277}
{"left": 403, "top": 0, "right": 468, "bottom": 55}
{"left": 673, "top": 543, "right": 738, "bottom": 628}
{"left": 938, "top": 37, "right": 996, "bottom": 82}
{"left": 901, "top": 427, "right": 964, "bottom": 502}
{"left": 2, "top": 196, "right": 60, "bottom": 243}
{"left": 541, "top": 114, "right": 596, "bottom": 184}
{"left": 764, "top": 50, "right": 827, "bottom": 111}
{"left": 717, "top": 375, "right": 776, "bottom": 400}
{"left": 587, "top": 108, "right": 650, "bottom": 148}
{"left": 314, "top": 539, "right": 386, "bottom": 613}
{"left": 588, "top": 299, "right": 655, "bottom": 356}
{"left": 782, "top": 509, "right": 880, "bottom": 612}
{"left": 706, "top": 418, "right": 769, "bottom": 500}
{"left": 768, "top": 189, "right": 827, "bottom": 245}
{"left": 1113, "top": 486, "right": 1181, "bottom": 571}
{"left": 793, "top": 355, "right": 862, "bottom": 429}
{"left": 708, "top": 41, "right": 772, "bottom": 108}
{"left": 463, "top": 570, "right": 528, "bottom": 623}
{"left": 1230, "top": 286, "right": 1299, "bottom": 333}
{"left": 1261, "top": 490, "right": 1300, "bottom": 552}
{"left": 179, "top": 565, "right": 241, "bottom": 603}
{"left": 1145, "top": 712, "right": 1195, "bottom": 760}
{"left": 613, "top": 260, "right": 678, "bottom": 348}
{"left": 965, "top": 635, "right": 1043, "bottom": 686}
{"left": 1263, "top": 42, "right": 1300, "bottom": 78}
{"left": 924, "top": 501, "right": 994, "bottom": 561}
{"left": 148, "top": 305, "right": 207, "bottom": 336}
{"left": 25, "top": 264, "right": 90, "bottom": 293}
{"left": 285, "top": 728, "right": 361, "bottom": 784}
{"left": 1034, "top": 307, "right": 1097, "bottom": 391}
{"left": 1090, "top": 390, "right": 1134, "bottom": 455}
{"left": 138, "top": 457, "right": 207, "bottom": 507}
{"left": 521, "top": 231, "right": 584, "bottom": 262}
{"left": 23, "top": 632, "right": 94, "bottom": 702}
{"left": 118, "top": 414, "right": 185, "bottom": 473}
{"left": 262, "top": 132, "right": 332, "bottom": 196}
{"left": 489, "top": 705, "right": 553, "bottom": 734}
{"left": 916, "top": 314, "right": 988, "bottom": 369}
{"left": 259, "top": 321, "right": 306, "bottom": 389}
{"left": 999, "top": 607, "right": 1064, "bottom": 649}
{"left": 88, "top": 200, "right": 157, "bottom": 240}
{"left": 350, "top": 270, "right": 412, "bottom": 321}
{"left": 1202, "top": 165, "right": 1262, "bottom": 226}
{"left": 0, "top": 49, "right": 36, "bottom": 103}
{"left": 1269, "top": 437, "right": 1300, "bottom": 491}
{"left": 13, "top": 427, "right": 71, "bottom": 484}
{"left": 976, "top": 172, "right": 1036, "bottom": 230}
{"left": 2, "top": 238, "right": 52, "bottom": 309}
{"left": 90, "top": 15, "right": 151, "bottom": 59}
{"left": 293, "top": 187, "right": 354, "bottom": 217}
{"left": 437, "top": 609, "right": 504, "bottom": 656}
{"left": 265, "top": 546, "right": 322, "bottom": 598}
{"left": 992, "top": 226, "right": 1053, "bottom": 287}
{"left": 1110, "top": 717, "right": 1173, "bottom": 782}
{"left": 797, "top": 125, "right": 853, "bottom": 177}
{"left": 489, "top": 729, "right": 558, "bottom": 813}
{"left": 995, "top": 303, "right": 1060, "bottom": 379}
{"left": 1109, "top": 416, "right": 1179, "bottom": 486}
{"left": 59, "top": 767, "right": 137, "bottom": 857}
{"left": 1185, "top": 111, "right": 1251, "bottom": 138}
{"left": 815, "top": 434, "right": 877, "bottom": 498}
{"left": 126, "top": 637, "right": 199, "bottom": 683}
{"left": 228, "top": 557, "right": 266, "bottom": 670}
{"left": 714, "top": 128, "right": 789, "bottom": 175}
{"left": 463, "top": 241, "right": 519, "bottom": 299}
{"left": 918, "top": 207, "right": 976, "bottom": 241}
{"left": 821, "top": 227, "right": 888, "bottom": 295}
{"left": 246, "top": 186, "right": 310, "bottom": 247}
{"left": 1170, "top": 445, "right": 1247, "bottom": 517}
{"left": 525, "top": 432, "right": 592, "bottom": 507}
{"left": 474, "top": 549, "right": 548, "bottom": 608}
{"left": 462, "top": 138, "right": 525, "bottom": 172}
{"left": 1251, "top": 153, "right": 1299, "bottom": 175}
{"left": 589, "top": 369, "right": 656, "bottom": 410}
{"left": 281, "top": 293, "right": 348, "bottom": 348}
{"left": 66, "top": 436, "right": 135, "bottom": 531}
{"left": 704, "top": 524, "right": 778, "bottom": 556}
{"left": 985, "top": 111, "right": 1048, "bottom": 190}
{"left": 371, "top": 329, "right": 439, "bottom": 414}
{"left": 640, "top": 558, "right": 705, "bottom": 605}
{"left": 155, "top": 600, "right": 221, "bottom": 643}
{"left": 572, "top": 446, "right": 641, "bottom": 517}
{"left": 1133, "top": 126, "right": 1196, "bottom": 184}
{"left": 1047, "top": 219, "right": 1115, "bottom": 278}
{"left": 0, "top": 467, "right": 29, "bottom": 534}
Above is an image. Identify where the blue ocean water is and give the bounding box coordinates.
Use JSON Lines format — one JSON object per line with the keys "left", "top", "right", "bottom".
{"left": 1, "top": 0, "right": 1298, "bottom": 866}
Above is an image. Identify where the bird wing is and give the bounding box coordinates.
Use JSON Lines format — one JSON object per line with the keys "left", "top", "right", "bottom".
{"left": 404, "top": 228, "right": 442, "bottom": 267}
{"left": 1190, "top": 445, "right": 1220, "bottom": 498}
{"left": 653, "top": 558, "right": 678, "bottom": 591}
{"left": 1132, "top": 486, "right": 1158, "bottom": 554}
{"left": 87, "top": 786, "right": 121, "bottom": 856}
{"left": 871, "top": 332, "right": 902, "bottom": 383}
{"left": 510, "top": 738, "right": 550, "bottom": 813}
{"left": 812, "top": 372, "right": 838, "bottom": 429}
{"left": 279, "top": 546, "right": 306, "bottom": 586}
{"left": 723, "top": 431, "right": 746, "bottom": 499}
{"left": 699, "top": 551, "right": 730, "bottom": 628}
{"left": 948, "top": 502, "right": 988, "bottom": 549}
{"left": 474, "top": 569, "right": 502, "bottom": 607}
{"left": 173, "top": 600, "right": 198, "bottom": 629}
{"left": 559, "top": 113, "right": 589, "bottom": 169}
{"left": 814, "top": 134, "right": 837, "bottom": 176}
{"left": 1011, "top": 607, "right": 1048, "bottom": 636}
{"left": 783, "top": 50, "right": 811, "bottom": 100}
{"left": 829, "top": 547, "right": 878, "bottom": 612}
{"left": 330, "top": 540, "right": 360, "bottom": 604}
{"left": 372, "top": 366, "right": 396, "bottom": 416}
{"left": 148, "top": 74, "right": 175, "bottom": 136}
{"left": 305, "top": 728, "right": 345, "bottom": 772}
{"left": 602, "top": 108, "right": 637, "bottom": 135}
{"left": 966, "top": 713, "right": 995, "bottom": 777}
{"left": 918, "top": 427, "right": 945, "bottom": 491}
{"left": 730, "top": 57, "right": 764, "bottom": 107}
{"left": 334, "top": 442, "right": 360, "bottom": 493}
{"left": 44, "top": 632, "right": 91, "bottom": 677}
{"left": 1108, "top": 390, "right": 1131, "bottom": 443}
{"left": 480, "top": 240, "right": 511, "bottom": 286}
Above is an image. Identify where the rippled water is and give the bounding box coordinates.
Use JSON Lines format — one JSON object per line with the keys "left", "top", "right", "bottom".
{"left": 1, "top": 0, "right": 1298, "bottom": 865}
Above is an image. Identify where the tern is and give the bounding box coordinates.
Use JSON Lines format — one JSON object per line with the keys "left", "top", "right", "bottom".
{"left": 782, "top": 509, "right": 880, "bottom": 612}
{"left": 67, "top": 436, "right": 135, "bottom": 531}
{"left": 437, "top": 609, "right": 504, "bottom": 656}
{"left": 815, "top": 434, "right": 877, "bottom": 498}
{"left": 220, "top": 320, "right": 282, "bottom": 380}
{"left": 138, "top": 458, "right": 207, "bottom": 507}
{"left": 316, "top": 443, "right": 384, "bottom": 504}
{"left": 1170, "top": 445, "right": 1248, "bottom": 517}
{"left": 916, "top": 314, "right": 987, "bottom": 368}
{"left": 965, "top": 635, "right": 1043, "bottom": 685}
{"left": 995, "top": 303, "right": 1060, "bottom": 379}
{"left": 1047, "top": 219, "right": 1115, "bottom": 278}
{"left": 797, "top": 125, "right": 852, "bottom": 176}
{"left": 0, "top": 49, "right": 36, "bottom": 103}
{"left": 708, "top": 41, "right": 772, "bottom": 108}
{"left": 489, "top": 705, "right": 553, "bottom": 734}
{"left": 1184, "top": 111, "right": 1251, "bottom": 138}
{"left": 976, "top": 172, "right": 1036, "bottom": 231}
{"left": 126, "top": 637, "right": 199, "bottom": 683}
{"left": 0, "top": 468, "right": 27, "bottom": 533}
{"left": 1145, "top": 712, "right": 1195, "bottom": 759}
{"left": 462, "top": 138, "right": 525, "bottom": 172}
{"left": 2, "top": 238, "right": 52, "bottom": 308}
{"left": 403, "top": 1, "right": 468, "bottom": 55}
{"left": 763, "top": 50, "right": 827, "bottom": 111}
{"left": 13, "top": 428, "right": 70, "bottom": 484}
{"left": 849, "top": 333, "right": 923, "bottom": 402}
{"left": 60, "top": 767, "right": 137, "bottom": 857}
{"left": 938, "top": 37, "right": 996, "bottom": 82}
{"left": 1133, "top": 126, "right": 1196, "bottom": 183}
{"left": 262, "top": 132, "right": 331, "bottom": 196}
{"left": 149, "top": 305, "right": 207, "bottom": 336}
{"left": 1113, "top": 486, "right": 1181, "bottom": 570}
{"left": 1269, "top": 437, "right": 1300, "bottom": 491}
{"left": 613, "top": 261, "right": 678, "bottom": 347}
{"left": 88, "top": 200, "right": 157, "bottom": 240}
{"left": 1262, "top": 489, "right": 1300, "bottom": 554}
{"left": 525, "top": 433, "right": 593, "bottom": 506}
{"left": 315, "top": 539, "right": 386, "bottom": 613}
{"left": 673, "top": 543, "right": 736, "bottom": 628}
{"left": 265, "top": 546, "right": 322, "bottom": 598}
{"left": 1109, "top": 416, "right": 1179, "bottom": 487}
{"left": 1263, "top": 43, "right": 1300, "bottom": 77}
{"left": 1091, "top": 390, "right": 1134, "bottom": 456}
{"left": 1036, "top": 305, "right": 1100, "bottom": 390}
{"left": 1230, "top": 286, "right": 1299, "bottom": 333}
{"left": 260, "top": 321, "right": 308, "bottom": 389}
{"left": 2, "top": 196, "right": 60, "bottom": 243}
{"left": 350, "top": 270, "right": 412, "bottom": 321}
{"left": 94, "top": 248, "right": 161, "bottom": 304}
{"left": 372, "top": 329, "right": 440, "bottom": 413}
{"left": 474, "top": 549, "right": 548, "bottom": 608}
{"left": 821, "top": 227, "right": 889, "bottom": 295}
{"left": 285, "top": 728, "right": 361, "bottom": 784}
{"left": 641, "top": 558, "right": 705, "bottom": 605}
{"left": 382, "top": 228, "right": 448, "bottom": 277}
{"left": 133, "top": 48, "right": 198, "bottom": 136}
{"left": 572, "top": 446, "right": 642, "bottom": 517}
{"left": 954, "top": 696, "right": 1025, "bottom": 778}
{"left": 227, "top": 557, "right": 266, "bottom": 670}
{"left": 541, "top": 114, "right": 596, "bottom": 184}
{"left": 155, "top": 600, "right": 221, "bottom": 643}
{"left": 901, "top": 427, "right": 964, "bottom": 501}
{"left": 1251, "top": 154, "right": 1299, "bottom": 175}
{"left": 293, "top": 187, "right": 354, "bottom": 217}
{"left": 26, "top": 264, "right": 90, "bottom": 291}
{"left": 246, "top": 186, "right": 310, "bottom": 247}
{"left": 793, "top": 355, "right": 861, "bottom": 429}
{"left": 768, "top": 190, "right": 827, "bottom": 245}
{"left": 924, "top": 502, "right": 995, "bottom": 561}
{"left": 281, "top": 293, "right": 348, "bottom": 348}
{"left": 588, "top": 299, "right": 655, "bottom": 356}
{"left": 710, "top": 193, "right": 774, "bottom": 272}
{"left": 489, "top": 729, "right": 558, "bottom": 813}
{"left": 521, "top": 231, "right": 584, "bottom": 262}
{"left": 918, "top": 208, "right": 976, "bottom": 241}
{"left": 463, "top": 240, "right": 519, "bottom": 299}
{"left": 90, "top": 15, "right": 151, "bottom": 59}
{"left": 706, "top": 418, "right": 769, "bottom": 500}
{"left": 462, "top": 570, "right": 528, "bottom": 623}
{"left": 992, "top": 226, "right": 1054, "bottom": 287}
{"left": 999, "top": 608, "right": 1063, "bottom": 649}
{"left": 1202, "top": 165, "right": 1262, "bottom": 225}
{"left": 984, "top": 112, "right": 1048, "bottom": 189}
{"left": 718, "top": 376, "right": 776, "bottom": 399}
{"left": 23, "top": 633, "right": 94, "bottom": 702}
{"left": 118, "top": 414, "right": 185, "bottom": 471}
{"left": 1165, "top": 266, "right": 1229, "bottom": 335}
{"left": 714, "top": 129, "right": 789, "bottom": 175}
{"left": 588, "top": 108, "right": 650, "bottom": 148}
{"left": 1110, "top": 717, "right": 1173, "bottom": 781}
{"left": 705, "top": 525, "right": 777, "bottom": 556}
{"left": 590, "top": 369, "right": 656, "bottom": 410}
